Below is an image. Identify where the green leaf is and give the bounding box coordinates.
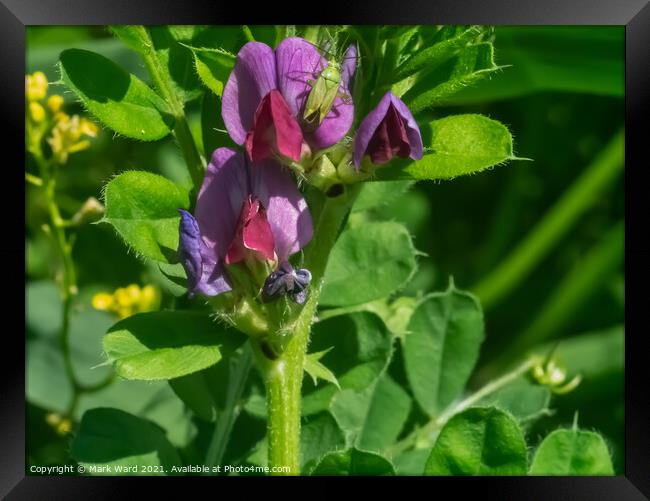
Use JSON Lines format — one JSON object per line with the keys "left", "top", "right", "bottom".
{"left": 403, "top": 282, "right": 485, "bottom": 416}
{"left": 331, "top": 373, "right": 412, "bottom": 452}
{"left": 71, "top": 408, "right": 181, "bottom": 475}
{"left": 320, "top": 222, "right": 417, "bottom": 307}
{"left": 109, "top": 26, "right": 150, "bottom": 54}
{"left": 376, "top": 114, "right": 517, "bottom": 181}
{"left": 303, "top": 312, "right": 393, "bottom": 416}
{"left": 169, "top": 346, "right": 251, "bottom": 422}
{"left": 530, "top": 428, "right": 614, "bottom": 475}
{"left": 478, "top": 377, "right": 551, "bottom": 423}
{"left": 393, "top": 26, "right": 483, "bottom": 82}
{"left": 402, "top": 42, "right": 501, "bottom": 113}
{"left": 149, "top": 27, "right": 202, "bottom": 102}
{"left": 185, "top": 45, "right": 235, "bottom": 96}
{"left": 310, "top": 448, "right": 395, "bottom": 476}
{"left": 352, "top": 180, "right": 414, "bottom": 213}
{"left": 301, "top": 413, "right": 346, "bottom": 471}
{"left": 393, "top": 448, "right": 431, "bottom": 475}
{"left": 424, "top": 407, "right": 528, "bottom": 475}
{"left": 446, "top": 26, "right": 624, "bottom": 105}
{"left": 103, "top": 171, "right": 189, "bottom": 263}
{"left": 103, "top": 311, "right": 246, "bottom": 380}
{"left": 201, "top": 91, "right": 232, "bottom": 158}
{"left": 304, "top": 349, "right": 340, "bottom": 389}
{"left": 59, "top": 48, "right": 173, "bottom": 141}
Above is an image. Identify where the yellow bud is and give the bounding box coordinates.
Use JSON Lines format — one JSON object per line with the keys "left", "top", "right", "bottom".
{"left": 47, "top": 94, "right": 64, "bottom": 113}
{"left": 45, "top": 412, "right": 62, "bottom": 427}
{"left": 56, "top": 418, "right": 72, "bottom": 435}
{"left": 92, "top": 292, "right": 114, "bottom": 311}
{"left": 139, "top": 285, "right": 160, "bottom": 312}
{"left": 126, "top": 284, "right": 142, "bottom": 302}
{"left": 114, "top": 287, "right": 134, "bottom": 307}
{"left": 80, "top": 118, "right": 99, "bottom": 137}
{"left": 26, "top": 71, "right": 48, "bottom": 101}
{"left": 116, "top": 306, "right": 133, "bottom": 319}
{"left": 54, "top": 111, "right": 70, "bottom": 124}
{"left": 28, "top": 102, "right": 46, "bottom": 123}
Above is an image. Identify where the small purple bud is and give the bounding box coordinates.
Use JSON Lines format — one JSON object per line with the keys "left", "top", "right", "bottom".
{"left": 262, "top": 262, "right": 312, "bottom": 304}
{"left": 178, "top": 209, "right": 203, "bottom": 297}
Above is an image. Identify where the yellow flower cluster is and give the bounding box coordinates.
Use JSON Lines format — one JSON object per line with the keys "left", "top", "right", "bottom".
{"left": 92, "top": 284, "right": 160, "bottom": 319}
{"left": 531, "top": 357, "right": 582, "bottom": 395}
{"left": 25, "top": 71, "right": 99, "bottom": 164}
{"left": 45, "top": 412, "right": 72, "bottom": 436}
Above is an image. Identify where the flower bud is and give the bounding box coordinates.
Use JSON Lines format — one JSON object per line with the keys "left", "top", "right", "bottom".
{"left": 25, "top": 71, "right": 48, "bottom": 101}
{"left": 47, "top": 94, "right": 65, "bottom": 113}
{"left": 71, "top": 197, "right": 105, "bottom": 225}
{"left": 28, "top": 102, "right": 46, "bottom": 123}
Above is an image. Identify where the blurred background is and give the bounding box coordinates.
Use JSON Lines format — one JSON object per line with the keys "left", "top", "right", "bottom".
{"left": 26, "top": 26, "right": 624, "bottom": 472}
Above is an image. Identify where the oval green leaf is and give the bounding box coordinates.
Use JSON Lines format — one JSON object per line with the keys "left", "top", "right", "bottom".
{"left": 310, "top": 448, "right": 395, "bottom": 476}
{"left": 59, "top": 48, "right": 174, "bottom": 140}
{"left": 103, "top": 171, "right": 189, "bottom": 263}
{"left": 425, "top": 406, "right": 528, "bottom": 475}
{"left": 103, "top": 311, "right": 246, "bottom": 380}
{"left": 71, "top": 408, "right": 181, "bottom": 475}
{"left": 320, "top": 221, "right": 417, "bottom": 307}
{"left": 530, "top": 428, "right": 614, "bottom": 475}
{"left": 403, "top": 282, "right": 484, "bottom": 416}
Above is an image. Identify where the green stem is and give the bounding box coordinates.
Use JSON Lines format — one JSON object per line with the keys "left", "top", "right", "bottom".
{"left": 387, "top": 358, "right": 536, "bottom": 458}
{"left": 257, "top": 185, "right": 361, "bottom": 475}
{"left": 136, "top": 26, "right": 204, "bottom": 192}
{"left": 472, "top": 128, "right": 624, "bottom": 310}
{"left": 494, "top": 221, "right": 624, "bottom": 368}
{"left": 205, "top": 344, "right": 253, "bottom": 470}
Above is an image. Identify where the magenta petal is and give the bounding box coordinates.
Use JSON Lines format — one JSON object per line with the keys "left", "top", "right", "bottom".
{"left": 222, "top": 42, "right": 277, "bottom": 145}
{"left": 276, "top": 37, "right": 325, "bottom": 118}
{"left": 389, "top": 93, "right": 424, "bottom": 160}
{"left": 196, "top": 148, "right": 249, "bottom": 259}
{"left": 249, "top": 159, "right": 313, "bottom": 261}
{"left": 353, "top": 92, "right": 393, "bottom": 168}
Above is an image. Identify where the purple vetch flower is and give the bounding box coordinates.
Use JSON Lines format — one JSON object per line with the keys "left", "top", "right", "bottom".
{"left": 222, "top": 38, "right": 357, "bottom": 163}
{"left": 177, "top": 147, "right": 313, "bottom": 297}
{"left": 262, "top": 261, "right": 312, "bottom": 305}
{"left": 353, "top": 91, "right": 423, "bottom": 168}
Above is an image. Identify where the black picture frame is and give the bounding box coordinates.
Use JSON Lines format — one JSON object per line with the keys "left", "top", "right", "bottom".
{"left": 6, "top": 0, "right": 648, "bottom": 497}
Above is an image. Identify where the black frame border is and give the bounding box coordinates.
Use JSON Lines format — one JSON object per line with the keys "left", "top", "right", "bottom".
{"left": 5, "top": 0, "right": 649, "bottom": 498}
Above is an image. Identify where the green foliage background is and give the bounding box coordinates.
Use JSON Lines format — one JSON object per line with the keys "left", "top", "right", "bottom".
{"left": 26, "top": 26, "right": 624, "bottom": 474}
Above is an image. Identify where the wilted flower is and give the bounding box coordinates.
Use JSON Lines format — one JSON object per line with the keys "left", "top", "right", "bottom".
{"left": 222, "top": 38, "right": 356, "bottom": 164}
{"left": 353, "top": 91, "right": 423, "bottom": 168}
{"left": 178, "top": 147, "right": 313, "bottom": 298}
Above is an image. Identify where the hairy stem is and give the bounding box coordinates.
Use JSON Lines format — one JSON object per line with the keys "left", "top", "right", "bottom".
{"left": 136, "top": 26, "right": 205, "bottom": 192}
{"left": 257, "top": 185, "right": 360, "bottom": 475}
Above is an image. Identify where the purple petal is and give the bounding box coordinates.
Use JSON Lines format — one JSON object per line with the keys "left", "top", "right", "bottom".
{"left": 249, "top": 159, "right": 313, "bottom": 261}
{"left": 276, "top": 37, "right": 325, "bottom": 118}
{"left": 353, "top": 92, "right": 393, "bottom": 168}
{"left": 195, "top": 148, "right": 249, "bottom": 259}
{"left": 222, "top": 42, "right": 277, "bottom": 145}
{"left": 389, "top": 93, "right": 423, "bottom": 160}
{"left": 308, "top": 47, "right": 355, "bottom": 150}
{"left": 341, "top": 43, "right": 358, "bottom": 94}
{"left": 178, "top": 209, "right": 231, "bottom": 297}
